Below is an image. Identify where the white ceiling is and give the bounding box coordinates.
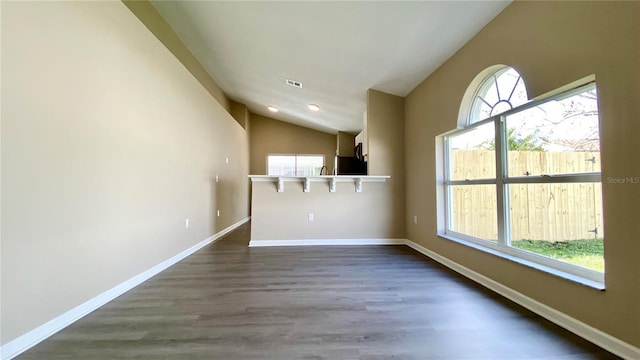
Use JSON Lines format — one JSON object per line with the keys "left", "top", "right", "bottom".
{"left": 151, "top": 1, "right": 510, "bottom": 134}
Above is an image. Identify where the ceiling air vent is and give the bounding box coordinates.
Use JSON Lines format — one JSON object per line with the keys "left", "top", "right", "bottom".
{"left": 286, "top": 79, "right": 303, "bottom": 88}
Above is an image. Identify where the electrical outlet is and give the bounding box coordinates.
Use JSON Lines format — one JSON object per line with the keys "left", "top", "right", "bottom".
{"left": 413, "top": 215, "right": 418, "bottom": 224}
{"left": 308, "top": 213, "right": 314, "bottom": 222}
{"left": 217, "top": 210, "right": 221, "bottom": 217}
{"left": 185, "top": 218, "right": 189, "bottom": 228}
{"left": 215, "top": 175, "right": 219, "bottom": 183}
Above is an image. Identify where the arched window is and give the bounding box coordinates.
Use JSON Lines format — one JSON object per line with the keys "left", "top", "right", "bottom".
{"left": 441, "top": 70, "right": 604, "bottom": 286}
{"left": 468, "top": 67, "right": 527, "bottom": 124}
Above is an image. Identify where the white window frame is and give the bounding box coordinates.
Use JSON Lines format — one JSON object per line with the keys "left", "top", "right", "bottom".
{"left": 266, "top": 154, "right": 325, "bottom": 176}
{"left": 441, "top": 78, "right": 604, "bottom": 287}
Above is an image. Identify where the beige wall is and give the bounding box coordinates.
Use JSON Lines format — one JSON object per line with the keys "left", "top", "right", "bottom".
{"left": 1, "top": 1, "right": 249, "bottom": 345}
{"left": 337, "top": 131, "right": 355, "bottom": 156}
{"left": 251, "top": 180, "right": 400, "bottom": 240}
{"left": 123, "top": 0, "right": 230, "bottom": 112}
{"left": 230, "top": 100, "right": 250, "bottom": 129}
{"left": 249, "top": 114, "right": 336, "bottom": 175}
{"left": 368, "top": 90, "right": 406, "bottom": 238}
{"left": 229, "top": 101, "right": 252, "bottom": 213}
{"left": 405, "top": 1, "right": 640, "bottom": 347}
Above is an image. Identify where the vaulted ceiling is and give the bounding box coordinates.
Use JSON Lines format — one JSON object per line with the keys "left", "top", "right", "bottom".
{"left": 151, "top": 1, "right": 511, "bottom": 134}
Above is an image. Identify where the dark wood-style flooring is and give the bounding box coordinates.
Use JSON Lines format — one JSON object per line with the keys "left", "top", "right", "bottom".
{"left": 17, "top": 223, "right": 618, "bottom": 359}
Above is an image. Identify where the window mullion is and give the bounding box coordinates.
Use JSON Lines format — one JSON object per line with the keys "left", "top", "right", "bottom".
{"left": 447, "top": 179, "right": 496, "bottom": 186}
{"left": 495, "top": 116, "right": 510, "bottom": 247}
{"left": 444, "top": 137, "right": 453, "bottom": 231}
{"left": 506, "top": 173, "right": 601, "bottom": 184}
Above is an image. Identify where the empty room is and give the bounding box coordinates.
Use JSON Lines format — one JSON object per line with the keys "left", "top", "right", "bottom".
{"left": 2, "top": 1, "right": 639, "bottom": 359}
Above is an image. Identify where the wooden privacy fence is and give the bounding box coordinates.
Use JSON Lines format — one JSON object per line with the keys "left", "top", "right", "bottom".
{"left": 451, "top": 150, "right": 603, "bottom": 242}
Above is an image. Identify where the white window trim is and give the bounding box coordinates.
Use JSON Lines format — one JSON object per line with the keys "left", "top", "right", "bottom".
{"left": 439, "top": 76, "right": 604, "bottom": 288}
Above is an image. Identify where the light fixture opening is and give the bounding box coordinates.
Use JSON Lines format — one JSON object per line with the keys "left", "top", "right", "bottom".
{"left": 267, "top": 106, "right": 279, "bottom": 113}
{"left": 308, "top": 104, "right": 320, "bottom": 112}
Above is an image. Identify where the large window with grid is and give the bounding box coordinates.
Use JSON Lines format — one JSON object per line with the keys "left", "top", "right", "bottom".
{"left": 442, "top": 68, "right": 604, "bottom": 285}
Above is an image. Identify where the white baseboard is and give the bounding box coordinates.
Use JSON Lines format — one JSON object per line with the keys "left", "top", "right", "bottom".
{"left": 405, "top": 239, "right": 640, "bottom": 360}
{"left": 0, "top": 217, "right": 250, "bottom": 360}
{"left": 249, "top": 238, "right": 406, "bottom": 247}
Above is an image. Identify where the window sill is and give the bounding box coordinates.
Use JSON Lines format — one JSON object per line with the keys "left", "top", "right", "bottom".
{"left": 437, "top": 233, "right": 605, "bottom": 290}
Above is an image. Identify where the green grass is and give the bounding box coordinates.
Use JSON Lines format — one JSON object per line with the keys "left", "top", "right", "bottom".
{"left": 512, "top": 238, "right": 604, "bottom": 272}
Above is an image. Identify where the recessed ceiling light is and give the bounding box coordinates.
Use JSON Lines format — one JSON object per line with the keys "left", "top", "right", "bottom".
{"left": 267, "top": 106, "right": 278, "bottom": 113}
{"left": 308, "top": 104, "right": 320, "bottom": 112}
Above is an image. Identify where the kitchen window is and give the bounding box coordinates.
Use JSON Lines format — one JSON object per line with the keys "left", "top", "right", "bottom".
{"left": 267, "top": 154, "right": 324, "bottom": 176}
